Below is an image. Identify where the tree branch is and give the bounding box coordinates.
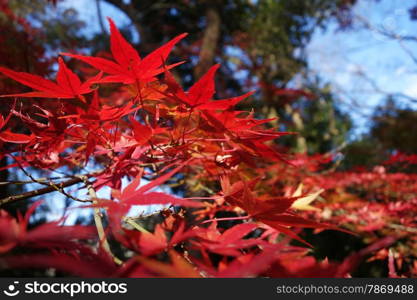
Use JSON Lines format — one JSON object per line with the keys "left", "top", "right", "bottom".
{"left": 0, "top": 160, "right": 169, "bottom": 207}
{"left": 194, "top": 1, "right": 221, "bottom": 79}
{"left": 0, "top": 176, "right": 88, "bottom": 206}
{"left": 95, "top": 0, "right": 108, "bottom": 36}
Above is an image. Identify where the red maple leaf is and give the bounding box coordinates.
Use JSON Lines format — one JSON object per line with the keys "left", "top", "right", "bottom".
{"left": 163, "top": 64, "right": 255, "bottom": 110}
{"left": 0, "top": 57, "right": 101, "bottom": 99}
{"left": 62, "top": 18, "right": 187, "bottom": 84}
{"left": 0, "top": 112, "right": 33, "bottom": 143}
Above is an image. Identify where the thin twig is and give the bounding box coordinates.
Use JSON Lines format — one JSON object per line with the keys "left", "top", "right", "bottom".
{"left": 123, "top": 217, "right": 150, "bottom": 233}
{"left": 0, "top": 176, "right": 68, "bottom": 185}
{"left": 15, "top": 162, "right": 86, "bottom": 204}
{"left": 83, "top": 176, "right": 123, "bottom": 265}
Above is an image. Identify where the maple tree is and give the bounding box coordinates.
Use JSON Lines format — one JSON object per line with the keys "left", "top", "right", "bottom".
{"left": 0, "top": 16, "right": 415, "bottom": 278}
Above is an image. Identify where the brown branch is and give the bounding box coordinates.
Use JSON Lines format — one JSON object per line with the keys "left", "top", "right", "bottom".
{"left": 0, "top": 176, "right": 68, "bottom": 186}
{"left": 194, "top": 1, "right": 221, "bottom": 79}
{"left": 95, "top": 0, "right": 108, "bottom": 36}
{"left": 14, "top": 160, "right": 86, "bottom": 204}
{"left": 0, "top": 160, "right": 170, "bottom": 207}
{"left": 0, "top": 176, "right": 88, "bottom": 206}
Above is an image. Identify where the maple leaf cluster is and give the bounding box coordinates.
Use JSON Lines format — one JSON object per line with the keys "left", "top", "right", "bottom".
{"left": 0, "top": 18, "right": 398, "bottom": 277}
{"left": 262, "top": 153, "right": 417, "bottom": 277}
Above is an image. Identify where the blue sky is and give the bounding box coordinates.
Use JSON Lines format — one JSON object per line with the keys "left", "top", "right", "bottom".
{"left": 307, "top": 0, "right": 417, "bottom": 136}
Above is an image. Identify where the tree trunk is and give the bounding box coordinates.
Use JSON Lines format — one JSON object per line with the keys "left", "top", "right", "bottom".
{"left": 194, "top": 2, "right": 221, "bottom": 79}
{"left": 285, "top": 103, "right": 308, "bottom": 153}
